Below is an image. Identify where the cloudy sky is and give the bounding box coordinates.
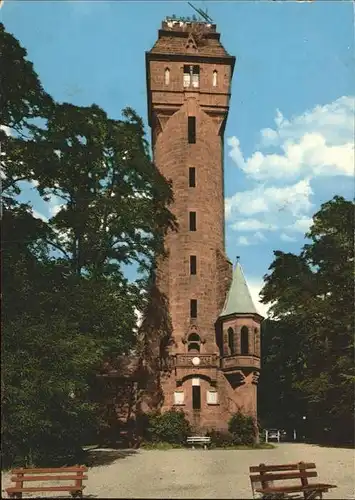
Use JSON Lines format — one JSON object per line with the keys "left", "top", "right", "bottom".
{"left": 2, "top": 1, "right": 354, "bottom": 316}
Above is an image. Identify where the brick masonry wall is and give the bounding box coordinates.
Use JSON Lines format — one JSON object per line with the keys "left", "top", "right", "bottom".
{"left": 144, "top": 26, "right": 259, "bottom": 432}
{"left": 153, "top": 102, "right": 226, "bottom": 349}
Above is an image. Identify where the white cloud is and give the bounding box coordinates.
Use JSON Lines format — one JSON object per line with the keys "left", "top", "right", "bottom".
{"left": 228, "top": 95, "right": 355, "bottom": 181}
{"left": 231, "top": 219, "right": 277, "bottom": 232}
{"left": 226, "top": 179, "right": 314, "bottom": 221}
{"left": 237, "top": 236, "right": 251, "bottom": 246}
{"left": 236, "top": 231, "right": 267, "bottom": 246}
{"left": 254, "top": 231, "right": 266, "bottom": 242}
{"left": 226, "top": 179, "right": 315, "bottom": 241}
{"left": 280, "top": 233, "right": 297, "bottom": 242}
{"left": 48, "top": 194, "right": 65, "bottom": 218}
{"left": 288, "top": 217, "right": 313, "bottom": 233}
{"left": 248, "top": 279, "right": 270, "bottom": 318}
{"left": 0, "top": 125, "right": 12, "bottom": 137}
{"left": 32, "top": 209, "right": 48, "bottom": 223}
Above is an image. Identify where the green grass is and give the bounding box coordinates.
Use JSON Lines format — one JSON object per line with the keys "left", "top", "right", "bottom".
{"left": 140, "top": 441, "right": 184, "bottom": 450}
{"left": 215, "top": 443, "right": 275, "bottom": 450}
{"left": 140, "top": 441, "right": 275, "bottom": 450}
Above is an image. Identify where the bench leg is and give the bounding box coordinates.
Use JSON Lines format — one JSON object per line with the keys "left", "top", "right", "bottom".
{"left": 71, "top": 490, "right": 83, "bottom": 498}
{"left": 304, "top": 491, "right": 323, "bottom": 500}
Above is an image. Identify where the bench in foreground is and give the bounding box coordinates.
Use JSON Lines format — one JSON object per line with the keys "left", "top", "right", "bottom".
{"left": 249, "top": 462, "right": 336, "bottom": 499}
{"left": 186, "top": 436, "right": 211, "bottom": 449}
{"left": 6, "top": 466, "right": 88, "bottom": 499}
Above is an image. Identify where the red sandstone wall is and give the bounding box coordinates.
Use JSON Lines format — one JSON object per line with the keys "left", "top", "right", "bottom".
{"left": 144, "top": 28, "right": 259, "bottom": 432}
{"left": 153, "top": 102, "right": 225, "bottom": 350}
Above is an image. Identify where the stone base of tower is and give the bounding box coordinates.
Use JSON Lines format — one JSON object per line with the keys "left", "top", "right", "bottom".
{"left": 159, "top": 363, "right": 259, "bottom": 433}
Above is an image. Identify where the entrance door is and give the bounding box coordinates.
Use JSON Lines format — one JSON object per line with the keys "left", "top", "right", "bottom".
{"left": 192, "top": 385, "right": 201, "bottom": 410}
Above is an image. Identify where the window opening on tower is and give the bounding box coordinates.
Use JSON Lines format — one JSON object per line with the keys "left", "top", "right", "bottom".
{"left": 183, "top": 65, "right": 200, "bottom": 88}
{"left": 192, "top": 385, "right": 201, "bottom": 410}
{"left": 189, "top": 211, "right": 196, "bottom": 231}
{"left": 188, "top": 116, "right": 196, "bottom": 144}
{"left": 241, "top": 326, "right": 249, "bottom": 355}
{"left": 190, "top": 299, "right": 197, "bottom": 318}
{"left": 228, "top": 327, "right": 235, "bottom": 354}
{"left": 190, "top": 255, "right": 197, "bottom": 275}
{"left": 189, "top": 167, "right": 196, "bottom": 187}
{"left": 188, "top": 333, "right": 200, "bottom": 352}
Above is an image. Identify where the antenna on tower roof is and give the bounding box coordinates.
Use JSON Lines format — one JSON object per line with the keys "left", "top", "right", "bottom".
{"left": 188, "top": 2, "right": 214, "bottom": 23}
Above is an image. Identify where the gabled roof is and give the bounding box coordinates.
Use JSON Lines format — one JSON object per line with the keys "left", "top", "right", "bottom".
{"left": 219, "top": 261, "right": 261, "bottom": 318}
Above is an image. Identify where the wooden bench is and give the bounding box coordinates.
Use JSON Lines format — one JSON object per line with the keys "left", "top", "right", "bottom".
{"left": 249, "top": 462, "right": 336, "bottom": 500}
{"left": 6, "top": 466, "right": 88, "bottom": 498}
{"left": 186, "top": 436, "right": 211, "bottom": 449}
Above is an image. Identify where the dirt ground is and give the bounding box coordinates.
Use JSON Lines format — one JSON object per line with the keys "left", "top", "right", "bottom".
{"left": 2, "top": 443, "right": 354, "bottom": 498}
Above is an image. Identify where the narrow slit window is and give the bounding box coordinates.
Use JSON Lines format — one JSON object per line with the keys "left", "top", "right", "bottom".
{"left": 228, "top": 327, "right": 235, "bottom": 355}
{"left": 164, "top": 68, "right": 170, "bottom": 85}
{"left": 213, "top": 70, "right": 218, "bottom": 87}
{"left": 189, "top": 211, "right": 196, "bottom": 231}
{"left": 188, "top": 116, "right": 196, "bottom": 144}
{"left": 190, "top": 299, "right": 197, "bottom": 318}
{"left": 241, "top": 326, "right": 249, "bottom": 355}
{"left": 189, "top": 167, "right": 196, "bottom": 187}
{"left": 190, "top": 255, "right": 197, "bottom": 275}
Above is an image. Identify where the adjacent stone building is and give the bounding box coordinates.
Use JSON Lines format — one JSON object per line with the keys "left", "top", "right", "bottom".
{"left": 143, "top": 17, "right": 263, "bottom": 432}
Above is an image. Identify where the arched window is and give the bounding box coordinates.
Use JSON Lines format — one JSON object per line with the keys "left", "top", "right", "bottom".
{"left": 228, "top": 327, "right": 235, "bottom": 355}
{"left": 241, "top": 326, "right": 249, "bottom": 355}
{"left": 212, "top": 70, "right": 218, "bottom": 87}
{"left": 188, "top": 333, "right": 201, "bottom": 352}
{"left": 164, "top": 68, "right": 170, "bottom": 85}
{"left": 254, "top": 328, "right": 258, "bottom": 356}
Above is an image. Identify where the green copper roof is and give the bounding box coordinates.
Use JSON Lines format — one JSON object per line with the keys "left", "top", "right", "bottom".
{"left": 220, "top": 261, "right": 259, "bottom": 317}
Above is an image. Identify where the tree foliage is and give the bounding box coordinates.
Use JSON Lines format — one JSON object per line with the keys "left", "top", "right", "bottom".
{"left": 228, "top": 411, "right": 257, "bottom": 445}
{"left": 259, "top": 196, "right": 354, "bottom": 445}
{"left": 1, "top": 24, "right": 175, "bottom": 466}
{"left": 142, "top": 410, "right": 191, "bottom": 445}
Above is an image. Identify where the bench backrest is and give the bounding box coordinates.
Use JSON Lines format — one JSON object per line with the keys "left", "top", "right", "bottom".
{"left": 187, "top": 437, "right": 211, "bottom": 441}
{"left": 249, "top": 462, "right": 317, "bottom": 499}
{"left": 10, "top": 466, "right": 88, "bottom": 490}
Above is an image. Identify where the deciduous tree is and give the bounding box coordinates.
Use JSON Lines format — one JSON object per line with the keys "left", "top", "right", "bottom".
{"left": 259, "top": 196, "right": 354, "bottom": 445}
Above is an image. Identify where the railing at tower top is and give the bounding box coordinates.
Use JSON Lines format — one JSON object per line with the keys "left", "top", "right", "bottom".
{"left": 174, "top": 353, "right": 219, "bottom": 368}
{"left": 221, "top": 354, "right": 260, "bottom": 370}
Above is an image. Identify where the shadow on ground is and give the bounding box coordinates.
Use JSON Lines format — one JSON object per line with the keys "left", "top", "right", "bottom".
{"left": 85, "top": 448, "right": 138, "bottom": 467}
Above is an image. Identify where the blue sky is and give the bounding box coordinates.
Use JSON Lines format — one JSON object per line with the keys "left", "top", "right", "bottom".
{"left": 2, "top": 0, "right": 354, "bottom": 316}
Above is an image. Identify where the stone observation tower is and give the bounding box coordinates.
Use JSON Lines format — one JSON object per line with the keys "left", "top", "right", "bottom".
{"left": 145, "top": 16, "right": 263, "bottom": 431}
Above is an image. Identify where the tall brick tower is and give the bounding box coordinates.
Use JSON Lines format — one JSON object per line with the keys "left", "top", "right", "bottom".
{"left": 145, "top": 16, "right": 262, "bottom": 432}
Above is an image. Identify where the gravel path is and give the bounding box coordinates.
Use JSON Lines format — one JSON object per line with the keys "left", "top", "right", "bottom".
{"left": 2, "top": 443, "right": 354, "bottom": 498}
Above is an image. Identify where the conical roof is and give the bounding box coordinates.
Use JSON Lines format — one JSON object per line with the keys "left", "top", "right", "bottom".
{"left": 219, "top": 260, "right": 260, "bottom": 317}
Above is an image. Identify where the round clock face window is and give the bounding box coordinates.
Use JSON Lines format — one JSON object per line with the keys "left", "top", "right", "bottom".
{"left": 192, "top": 357, "right": 201, "bottom": 366}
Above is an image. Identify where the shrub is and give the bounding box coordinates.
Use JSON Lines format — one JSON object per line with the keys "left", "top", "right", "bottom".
{"left": 228, "top": 411, "right": 257, "bottom": 445}
{"left": 144, "top": 409, "right": 191, "bottom": 445}
{"left": 206, "top": 429, "right": 235, "bottom": 448}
